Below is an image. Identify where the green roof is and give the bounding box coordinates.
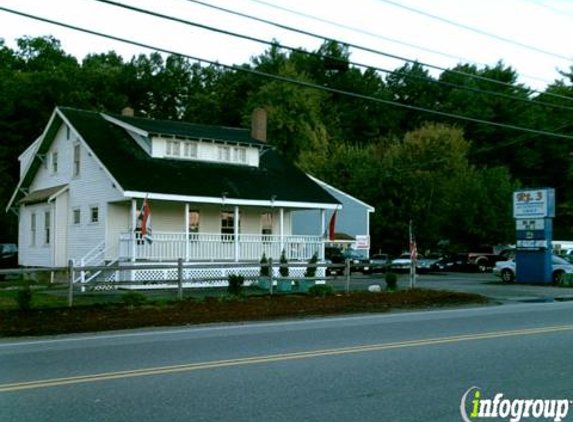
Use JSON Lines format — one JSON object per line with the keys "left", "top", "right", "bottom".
{"left": 59, "top": 107, "right": 339, "bottom": 205}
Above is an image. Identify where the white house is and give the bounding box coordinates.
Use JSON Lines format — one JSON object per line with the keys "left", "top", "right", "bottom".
{"left": 292, "top": 176, "right": 375, "bottom": 257}
{"left": 6, "top": 106, "right": 342, "bottom": 282}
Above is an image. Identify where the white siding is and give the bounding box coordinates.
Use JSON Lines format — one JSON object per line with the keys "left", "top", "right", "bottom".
{"left": 18, "top": 203, "right": 54, "bottom": 267}
{"left": 22, "top": 122, "right": 124, "bottom": 266}
{"left": 54, "top": 191, "right": 68, "bottom": 267}
{"left": 106, "top": 202, "right": 130, "bottom": 261}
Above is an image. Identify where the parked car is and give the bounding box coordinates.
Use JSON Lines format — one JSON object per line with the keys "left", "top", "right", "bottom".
{"left": 493, "top": 255, "right": 573, "bottom": 283}
{"left": 0, "top": 243, "right": 17, "bottom": 269}
{"left": 416, "top": 253, "right": 448, "bottom": 273}
{"left": 325, "top": 247, "right": 370, "bottom": 275}
{"left": 390, "top": 253, "right": 412, "bottom": 272}
{"left": 369, "top": 254, "right": 392, "bottom": 273}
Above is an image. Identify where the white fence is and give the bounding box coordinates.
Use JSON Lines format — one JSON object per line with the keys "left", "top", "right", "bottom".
{"left": 118, "top": 232, "right": 324, "bottom": 262}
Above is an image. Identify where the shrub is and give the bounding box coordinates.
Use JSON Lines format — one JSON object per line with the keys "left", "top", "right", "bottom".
{"left": 121, "top": 291, "right": 147, "bottom": 307}
{"left": 304, "top": 252, "right": 319, "bottom": 278}
{"left": 308, "top": 284, "right": 334, "bottom": 297}
{"left": 385, "top": 272, "right": 398, "bottom": 291}
{"left": 16, "top": 285, "right": 33, "bottom": 311}
{"left": 260, "top": 253, "right": 271, "bottom": 277}
{"left": 227, "top": 274, "right": 245, "bottom": 296}
{"left": 279, "top": 249, "right": 289, "bottom": 277}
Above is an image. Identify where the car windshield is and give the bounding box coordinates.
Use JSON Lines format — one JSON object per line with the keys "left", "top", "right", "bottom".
{"left": 552, "top": 255, "right": 572, "bottom": 265}
{"left": 343, "top": 250, "right": 363, "bottom": 259}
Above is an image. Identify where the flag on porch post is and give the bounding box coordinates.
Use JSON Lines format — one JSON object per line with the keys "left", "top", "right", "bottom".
{"left": 139, "top": 197, "right": 153, "bottom": 244}
{"left": 328, "top": 209, "right": 337, "bottom": 241}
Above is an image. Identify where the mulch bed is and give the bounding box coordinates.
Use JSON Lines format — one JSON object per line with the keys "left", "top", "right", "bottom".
{"left": 0, "top": 289, "right": 489, "bottom": 337}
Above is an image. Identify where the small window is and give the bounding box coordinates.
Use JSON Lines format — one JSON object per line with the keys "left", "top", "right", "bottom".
{"left": 90, "top": 206, "right": 99, "bottom": 224}
{"left": 221, "top": 210, "right": 239, "bottom": 241}
{"left": 66, "top": 126, "right": 70, "bottom": 140}
{"left": 189, "top": 210, "right": 200, "bottom": 233}
{"left": 51, "top": 151, "right": 58, "bottom": 173}
{"left": 234, "top": 147, "right": 247, "bottom": 163}
{"left": 261, "top": 212, "right": 272, "bottom": 242}
{"left": 72, "top": 208, "right": 81, "bottom": 225}
{"left": 218, "top": 146, "right": 231, "bottom": 162}
{"left": 184, "top": 142, "right": 198, "bottom": 158}
{"left": 73, "top": 144, "right": 80, "bottom": 177}
{"left": 30, "top": 213, "right": 36, "bottom": 246}
{"left": 166, "top": 140, "right": 181, "bottom": 157}
{"left": 44, "top": 211, "right": 51, "bottom": 245}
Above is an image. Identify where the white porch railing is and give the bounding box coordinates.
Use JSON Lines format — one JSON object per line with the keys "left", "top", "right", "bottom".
{"left": 118, "top": 232, "right": 323, "bottom": 262}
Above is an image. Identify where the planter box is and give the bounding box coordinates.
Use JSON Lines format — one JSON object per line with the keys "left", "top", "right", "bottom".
{"left": 257, "top": 278, "right": 271, "bottom": 290}
{"left": 277, "top": 279, "right": 292, "bottom": 292}
{"left": 295, "top": 280, "right": 314, "bottom": 293}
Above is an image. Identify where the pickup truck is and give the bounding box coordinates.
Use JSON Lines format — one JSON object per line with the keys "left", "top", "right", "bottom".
{"left": 452, "top": 249, "right": 513, "bottom": 272}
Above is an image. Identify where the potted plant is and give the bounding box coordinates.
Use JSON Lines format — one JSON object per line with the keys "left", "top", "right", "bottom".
{"left": 297, "top": 252, "right": 318, "bottom": 292}
{"left": 258, "top": 253, "right": 271, "bottom": 290}
{"left": 277, "top": 249, "right": 292, "bottom": 292}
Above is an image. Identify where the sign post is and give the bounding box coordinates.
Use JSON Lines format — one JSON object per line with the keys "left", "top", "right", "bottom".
{"left": 513, "top": 188, "right": 555, "bottom": 284}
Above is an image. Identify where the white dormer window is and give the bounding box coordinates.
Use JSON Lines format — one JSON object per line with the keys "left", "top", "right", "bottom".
{"left": 184, "top": 142, "right": 198, "bottom": 158}
{"left": 233, "top": 147, "right": 247, "bottom": 164}
{"left": 166, "top": 140, "right": 181, "bottom": 157}
{"left": 218, "top": 146, "right": 231, "bottom": 162}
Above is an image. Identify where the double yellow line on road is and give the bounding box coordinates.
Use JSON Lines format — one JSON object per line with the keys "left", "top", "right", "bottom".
{"left": 2, "top": 324, "right": 573, "bottom": 393}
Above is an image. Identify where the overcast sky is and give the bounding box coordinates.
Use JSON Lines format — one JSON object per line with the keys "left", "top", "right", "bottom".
{"left": 0, "top": 0, "right": 572, "bottom": 91}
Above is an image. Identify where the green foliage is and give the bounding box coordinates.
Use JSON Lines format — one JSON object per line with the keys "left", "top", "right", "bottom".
{"left": 279, "top": 249, "right": 289, "bottom": 277}
{"left": 385, "top": 273, "right": 398, "bottom": 291}
{"left": 16, "top": 285, "right": 33, "bottom": 311}
{"left": 304, "top": 252, "right": 319, "bottom": 277}
{"left": 307, "top": 284, "right": 334, "bottom": 297}
{"left": 227, "top": 274, "right": 245, "bottom": 296}
{"left": 121, "top": 291, "right": 147, "bottom": 307}
{"left": 260, "top": 253, "right": 270, "bottom": 277}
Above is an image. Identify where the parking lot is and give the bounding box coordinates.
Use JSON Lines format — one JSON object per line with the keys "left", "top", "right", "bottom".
{"left": 336, "top": 271, "right": 573, "bottom": 303}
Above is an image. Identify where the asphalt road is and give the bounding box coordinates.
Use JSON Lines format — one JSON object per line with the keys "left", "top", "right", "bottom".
{"left": 2, "top": 301, "right": 573, "bottom": 421}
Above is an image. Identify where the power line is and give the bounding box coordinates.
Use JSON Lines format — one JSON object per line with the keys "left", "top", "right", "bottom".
{"left": 376, "top": 0, "right": 573, "bottom": 62}
{"left": 239, "top": 0, "right": 555, "bottom": 86}
{"left": 181, "top": 0, "right": 573, "bottom": 104}
{"left": 94, "top": 0, "right": 573, "bottom": 113}
{"left": 1, "top": 6, "right": 573, "bottom": 142}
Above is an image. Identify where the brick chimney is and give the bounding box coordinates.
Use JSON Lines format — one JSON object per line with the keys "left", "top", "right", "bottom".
{"left": 251, "top": 108, "right": 267, "bottom": 142}
{"left": 121, "top": 106, "right": 134, "bottom": 117}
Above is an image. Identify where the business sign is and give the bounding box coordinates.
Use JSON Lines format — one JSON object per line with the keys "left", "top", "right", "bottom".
{"left": 513, "top": 188, "right": 555, "bottom": 218}
{"left": 515, "top": 219, "right": 545, "bottom": 231}
{"left": 355, "top": 235, "right": 370, "bottom": 249}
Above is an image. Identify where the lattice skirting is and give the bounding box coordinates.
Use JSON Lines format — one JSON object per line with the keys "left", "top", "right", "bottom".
{"left": 102, "top": 264, "right": 325, "bottom": 288}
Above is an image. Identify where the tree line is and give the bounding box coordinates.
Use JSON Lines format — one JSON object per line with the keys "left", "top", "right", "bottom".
{"left": 1, "top": 35, "right": 573, "bottom": 254}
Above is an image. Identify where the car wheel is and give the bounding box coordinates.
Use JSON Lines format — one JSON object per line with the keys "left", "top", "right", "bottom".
{"left": 475, "top": 258, "right": 489, "bottom": 273}
{"left": 501, "top": 269, "right": 515, "bottom": 283}
{"left": 553, "top": 270, "right": 565, "bottom": 285}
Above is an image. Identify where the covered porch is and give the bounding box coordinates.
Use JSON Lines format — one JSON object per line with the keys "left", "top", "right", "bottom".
{"left": 106, "top": 195, "right": 336, "bottom": 264}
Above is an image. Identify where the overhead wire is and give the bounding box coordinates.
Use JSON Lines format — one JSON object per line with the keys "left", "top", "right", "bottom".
{"left": 93, "top": 0, "right": 573, "bottom": 113}
{"left": 238, "top": 0, "right": 555, "bottom": 86}
{"left": 375, "top": 0, "right": 572, "bottom": 62}
{"left": 181, "top": 0, "right": 573, "bottom": 104}
{"left": 2, "top": 5, "right": 573, "bottom": 142}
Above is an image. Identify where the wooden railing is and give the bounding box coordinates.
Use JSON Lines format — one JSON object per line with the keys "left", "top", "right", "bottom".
{"left": 118, "top": 232, "right": 324, "bottom": 262}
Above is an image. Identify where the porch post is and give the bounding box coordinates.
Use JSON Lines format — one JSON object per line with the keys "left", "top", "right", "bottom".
{"left": 131, "top": 199, "right": 137, "bottom": 263}
{"left": 184, "top": 203, "right": 189, "bottom": 261}
{"left": 320, "top": 209, "right": 326, "bottom": 260}
{"left": 234, "top": 205, "right": 239, "bottom": 262}
{"left": 279, "top": 207, "right": 284, "bottom": 258}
